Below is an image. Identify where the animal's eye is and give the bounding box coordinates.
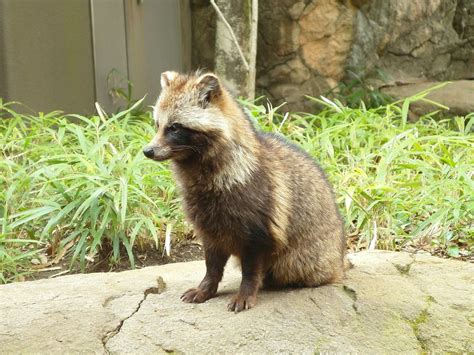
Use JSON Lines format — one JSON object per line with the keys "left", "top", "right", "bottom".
{"left": 168, "top": 123, "right": 181, "bottom": 133}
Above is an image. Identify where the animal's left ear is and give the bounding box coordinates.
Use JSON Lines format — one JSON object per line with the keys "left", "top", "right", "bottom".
{"left": 161, "top": 71, "right": 178, "bottom": 89}
{"left": 196, "top": 73, "right": 221, "bottom": 108}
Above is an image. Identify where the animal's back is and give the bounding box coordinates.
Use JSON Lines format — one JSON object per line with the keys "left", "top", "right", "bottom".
{"left": 259, "top": 132, "right": 345, "bottom": 286}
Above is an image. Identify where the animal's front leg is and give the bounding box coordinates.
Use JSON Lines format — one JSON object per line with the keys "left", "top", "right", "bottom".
{"left": 181, "top": 246, "right": 229, "bottom": 303}
{"left": 228, "top": 249, "right": 264, "bottom": 312}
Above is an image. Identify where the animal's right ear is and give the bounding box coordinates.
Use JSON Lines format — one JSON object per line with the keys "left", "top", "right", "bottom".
{"left": 160, "top": 71, "right": 178, "bottom": 89}
{"left": 196, "top": 73, "right": 221, "bottom": 108}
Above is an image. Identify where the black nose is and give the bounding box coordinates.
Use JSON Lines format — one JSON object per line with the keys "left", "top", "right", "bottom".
{"left": 143, "top": 147, "right": 154, "bottom": 158}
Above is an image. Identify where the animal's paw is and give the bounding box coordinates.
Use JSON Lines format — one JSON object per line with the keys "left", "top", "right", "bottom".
{"left": 180, "top": 288, "right": 212, "bottom": 303}
{"left": 227, "top": 294, "right": 257, "bottom": 313}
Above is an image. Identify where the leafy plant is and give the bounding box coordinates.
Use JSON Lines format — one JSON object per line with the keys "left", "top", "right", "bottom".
{"left": 0, "top": 99, "right": 183, "bottom": 282}
{"left": 246, "top": 96, "right": 474, "bottom": 257}
{"left": 1, "top": 92, "right": 473, "bottom": 284}
{"left": 324, "top": 68, "right": 392, "bottom": 108}
{"left": 107, "top": 69, "right": 148, "bottom": 114}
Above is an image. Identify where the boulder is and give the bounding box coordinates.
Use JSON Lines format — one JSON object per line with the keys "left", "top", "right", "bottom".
{"left": 0, "top": 251, "right": 473, "bottom": 353}
{"left": 382, "top": 80, "right": 474, "bottom": 117}
{"left": 192, "top": 0, "right": 474, "bottom": 111}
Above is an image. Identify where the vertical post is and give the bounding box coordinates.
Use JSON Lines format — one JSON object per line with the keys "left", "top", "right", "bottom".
{"left": 247, "top": 0, "right": 258, "bottom": 100}
{"left": 179, "top": 0, "right": 192, "bottom": 72}
{"left": 214, "top": 0, "right": 258, "bottom": 99}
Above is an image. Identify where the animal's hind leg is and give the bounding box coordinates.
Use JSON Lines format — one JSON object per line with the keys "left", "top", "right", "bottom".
{"left": 300, "top": 264, "right": 345, "bottom": 287}
{"left": 264, "top": 272, "right": 308, "bottom": 289}
{"left": 268, "top": 251, "right": 344, "bottom": 288}
{"left": 262, "top": 270, "right": 280, "bottom": 289}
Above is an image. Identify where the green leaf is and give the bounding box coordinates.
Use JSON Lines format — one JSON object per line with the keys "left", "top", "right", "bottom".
{"left": 120, "top": 232, "right": 135, "bottom": 268}
{"left": 41, "top": 200, "right": 81, "bottom": 239}
{"left": 9, "top": 205, "right": 59, "bottom": 229}
{"left": 120, "top": 177, "right": 128, "bottom": 227}
{"left": 401, "top": 99, "right": 410, "bottom": 128}
{"left": 447, "top": 245, "right": 460, "bottom": 258}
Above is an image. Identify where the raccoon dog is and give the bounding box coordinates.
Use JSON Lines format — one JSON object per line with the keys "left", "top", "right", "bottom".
{"left": 143, "top": 71, "right": 346, "bottom": 312}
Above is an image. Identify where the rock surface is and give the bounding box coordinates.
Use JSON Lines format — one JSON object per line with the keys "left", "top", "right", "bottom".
{"left": 382, "top": 80, "right": 474, "bottom": 117}
{"left": 191, "top": 0, "right": 474, "bottom": 111}
{"left": 1, "top": 251, "right": 473, "bottom": 353}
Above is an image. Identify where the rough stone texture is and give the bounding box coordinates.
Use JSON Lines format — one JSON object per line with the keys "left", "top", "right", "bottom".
{"left": 256, "top": 0, "right": 358, "bottom": 111}
{"left": 349, "top": 0, "right": 473, "bottom": 85}
{"left": 190, "top": 0, "right": 216, "bottom": 72}
{"left": 191, "top": 0, "right": 474, "bottom": 111}
{"left": 1, "top": 251, "right": 473, "bottom": 353}
{"left": 382, "top": 80, "right": 474, "bottom": 117}
{"left": 214, "top": 0, "right": 257, "bottom": 98}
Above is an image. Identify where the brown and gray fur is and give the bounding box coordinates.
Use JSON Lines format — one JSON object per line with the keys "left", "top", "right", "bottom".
{"left": 143, "top": 71, "right": 346, "bottom": 312}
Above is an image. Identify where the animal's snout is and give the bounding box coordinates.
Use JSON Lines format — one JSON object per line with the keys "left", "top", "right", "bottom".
{"left": 143, "top": 147, "right": 155, "bottom": 159}
{"left": 143, "top": 144, "right": 173, "bottom": 161}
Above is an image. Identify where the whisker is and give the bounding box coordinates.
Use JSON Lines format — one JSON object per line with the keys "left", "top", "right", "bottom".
{"left": 172, "top": 145, "right": 202, "bottom": 154}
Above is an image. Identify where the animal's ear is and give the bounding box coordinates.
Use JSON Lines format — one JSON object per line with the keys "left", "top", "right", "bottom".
{"left": 160, "top": 71, "right": 178, "bottom": 89}
{"left": 195, "top": 73, "right": 221, "bottom": 108}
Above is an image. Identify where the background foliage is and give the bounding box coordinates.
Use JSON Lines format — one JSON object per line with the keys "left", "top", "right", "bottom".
{"left": 1, "top": 97, "right": 473, "bottom": 283}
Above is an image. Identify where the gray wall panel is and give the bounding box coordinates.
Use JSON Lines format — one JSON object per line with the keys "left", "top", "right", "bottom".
{"left": 0, "top": 0, "right": 95, "bottom": 114}
{"left": 0, "top": 0, "right": 191, "bottom": 114}
{"left": 125, "top": 0, "right": 189, "bottom": 106}
{"left": 90, "top": 0, "right": 128, "bottom": 113}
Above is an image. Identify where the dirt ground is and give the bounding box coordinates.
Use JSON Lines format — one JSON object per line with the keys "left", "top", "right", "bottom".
{"left": 24, "top": 233, "right": 472, "bottom": 282}
{"left": 26, "top": 241, "right": 204, "bottom": 282}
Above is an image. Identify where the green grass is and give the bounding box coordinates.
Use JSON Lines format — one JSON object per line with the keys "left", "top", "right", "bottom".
{"left": 1, "top": 97, "right": 473, "bottom": 283}
{"left": 0, "top": 99, "right": 183, "bottom": 282}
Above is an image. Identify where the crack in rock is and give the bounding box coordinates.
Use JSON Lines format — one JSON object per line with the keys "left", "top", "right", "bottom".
{"left": 342, "top": 285, "right": 359, "bottom": 314}
{"left": 309, "top": 296, "right": 320, "bottom": 309}
{"left": 393, "top": 254, "right": 416, "bottom": 276}
{"left": 178, "top": 318, "right": 199, "bottom": 329}
{"left": 102, "top": 294, "right": 123, "bottom": 308}
{"left": 159, "top": 344, "right": 182, "bottom": 354}
{"left": 102, "top": 277, "right": 166, "bottom": 353}
{"left": 406, "top": 295, "right": 435, "bottom": 352}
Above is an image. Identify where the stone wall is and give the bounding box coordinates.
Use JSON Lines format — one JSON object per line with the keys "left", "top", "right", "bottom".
{"left": 191, "top": 0, "right": 474, "bottom": 111}
{"left": 190, "top": 0, "right": 216, "bottom": 72}
{"left": 349, "top": 0, "right": 474, "bottom": 84}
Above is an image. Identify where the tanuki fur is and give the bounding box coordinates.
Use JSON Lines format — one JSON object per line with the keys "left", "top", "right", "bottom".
{"left": 144, "top": 71, "right": 346, "bottom": 312}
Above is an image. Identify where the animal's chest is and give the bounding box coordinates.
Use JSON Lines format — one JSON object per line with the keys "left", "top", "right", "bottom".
{"left": 185, "top": 191, "right": 244, "bottom": 231}
{"left": 181, "top": 184, "right": 268, "bottom": 242}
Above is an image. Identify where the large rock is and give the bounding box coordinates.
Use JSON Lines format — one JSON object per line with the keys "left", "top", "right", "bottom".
{"left": 382, "top": 80, "right": 474, "bottom": 117}
{"left": 191, "top": 0, "right": 474, "bottom": 111}
{"left": 349, "top": 0, "right": 467, "bottom": 84}
{"left": 1, "top": 251, "right": 473, "bottom": 353}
